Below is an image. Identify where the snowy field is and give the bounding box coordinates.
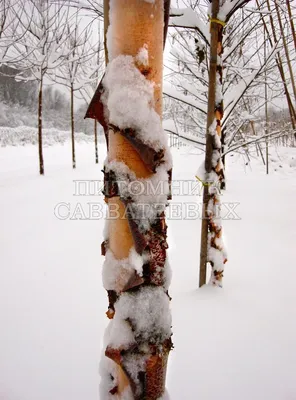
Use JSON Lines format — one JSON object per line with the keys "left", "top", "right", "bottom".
{"left": 0, "top": 141, "right": 296, "bottom": 400}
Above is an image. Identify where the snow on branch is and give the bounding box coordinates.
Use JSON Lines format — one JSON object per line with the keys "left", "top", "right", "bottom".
{"left": 224, "top": 129, "right": 293, "bottom": 156}
{"left": 218, "top": 0, "right": 251, "bottom": 22}
{"left": 64, "top": 0, "right": 103, "bottom": 18}
{"left": 169, "top": 8, "right": 210, "bottom": 46}
{"left": 223, "top": 42, "right": 280, "bottom": 127}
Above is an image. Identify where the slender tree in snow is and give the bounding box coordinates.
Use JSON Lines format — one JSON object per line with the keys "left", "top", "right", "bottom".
{"left": 168, "top": 0, "right": 254, "bottom": 286}
{"left": 52, "top": 17, "right": 101, "bottom": 169}
{"left": 86, "top": 1, "right": 172, "bottom": 398}
{"left": 9, "top": 0, "right": 70, "bottom": 175}
{"left": 199, "top": 0, "right": 250, "bottom": 287}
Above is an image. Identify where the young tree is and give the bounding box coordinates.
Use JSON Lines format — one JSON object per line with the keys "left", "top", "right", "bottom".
{"left": 166, "top": 1, "right": 296, "bottom": 286}
{"left": 52, "top": 17, "right": 101, "bottom": 169}
{"left": 9, "top": 0, "right": 70, "bottom": 175}
{"left": 171, "top": 0, "right": 251, "bottom": 287}
{"left": 199, "top": 0, "right": 228, "bottom": 287}
{"left": 86, "top": 0, "right": 172, "bottom": 398}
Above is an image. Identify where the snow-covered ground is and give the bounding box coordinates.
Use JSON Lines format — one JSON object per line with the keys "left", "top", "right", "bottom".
{"left": 0, "top": 141, "right": 296, "bottom": 400}
{"left": 0, "top": 126, "right": 98, "bottom": 147}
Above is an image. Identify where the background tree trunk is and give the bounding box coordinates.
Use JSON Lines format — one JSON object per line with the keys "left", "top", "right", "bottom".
{"left": 274, "top": 0, "right": 296, "bottom": 105}
{"left": 286, "top": 0, "right": 296, "bottom": 52}
{"left": 199, "top": 0, "right": 227, "bottom": 287}
{"left": 263, "top": 0, "right": 296, "bottom": 131}
{"left": 264, "top": 25, "right": 269, "bottom": 175}
{"left": 38, "top": 76, "right": 44, "bottom": 175}
{"left": 70, "top": 83, "right": 76, "bottom": 169}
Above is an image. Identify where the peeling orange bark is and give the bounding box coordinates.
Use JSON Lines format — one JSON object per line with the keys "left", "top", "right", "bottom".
{"left": 107, "top": 0, "right": 163, "bottom": 265}
{"left": 87, "top": 1, "right": 172, "bottom": 398}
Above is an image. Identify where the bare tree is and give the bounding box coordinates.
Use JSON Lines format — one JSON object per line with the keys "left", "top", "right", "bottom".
{"left": 9, "top": 0, "right": 70, "bottom": 175}
{"left": 52, "top": 15, "right": 101, "bottom": 168}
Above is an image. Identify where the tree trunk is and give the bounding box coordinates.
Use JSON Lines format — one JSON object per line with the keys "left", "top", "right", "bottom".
{"left": 94, "top": 120, "right": 98, "bottom": 164}
{"left": 70, "top": 83, "right": 76, "bottom": 169}
{"left": 264, "top": 25, "right": 269, "bottom": 175}
{"left": 263, "top": 0, "right": 296, "bottom": 131}
{"left": 94, "top": 1, "right": 172, "bottom": 398}
{"left": 38, "top": 76, "right": 44, "bottom": 175}
{"left": 274, "top": 0, "right": 296, "bottom": 105}
{"left": 199, "top": 0, "right": 227, "bottom": 287}
{"left": 286, "top": 0, "right": 296, "bottom": 52}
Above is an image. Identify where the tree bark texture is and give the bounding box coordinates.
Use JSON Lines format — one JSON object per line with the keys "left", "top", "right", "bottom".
{"left": 199, "top": 0, "right": 227, "bottom": 287}
{"left": 86, "top": 1, "right": 172, "bottom": 398}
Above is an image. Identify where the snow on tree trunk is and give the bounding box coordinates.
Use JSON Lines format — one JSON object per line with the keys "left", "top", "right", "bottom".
{"left": 199, "top": 0, "right": 227, "bottom": 288}
{"left": 86, "top": 1, "right": 172, "bottom": 398}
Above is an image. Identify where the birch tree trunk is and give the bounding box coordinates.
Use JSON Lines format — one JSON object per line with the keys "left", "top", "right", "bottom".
{"left": 86, "top": 1, "right": 172, "bottom": 398}
{"left": 38, "top": 75, "right": 44, "bottom": 176}
{"left": 199, "top": 0, "right": 227, "bottom": 287}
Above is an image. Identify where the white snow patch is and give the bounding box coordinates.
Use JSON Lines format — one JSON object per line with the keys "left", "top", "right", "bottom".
{"left": 103, "top": 247, "right": 144, "bottom": 292}
{"left": 208, "top": 119, "right": 216, "bottom": 136}
{"left": 103, "top": 55, "right": 169, "bottom": 152}
{"left": 135, "top": 44, "right": 149, "bottom": 66}
{"left": 107, "top": 317, "right": 136, "bottom": 349}
{"left": 215, "top": 73, "right": 223, "bottom": 105}
{"left": 112, "top": 286, "right": 172, "bottom": 344}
